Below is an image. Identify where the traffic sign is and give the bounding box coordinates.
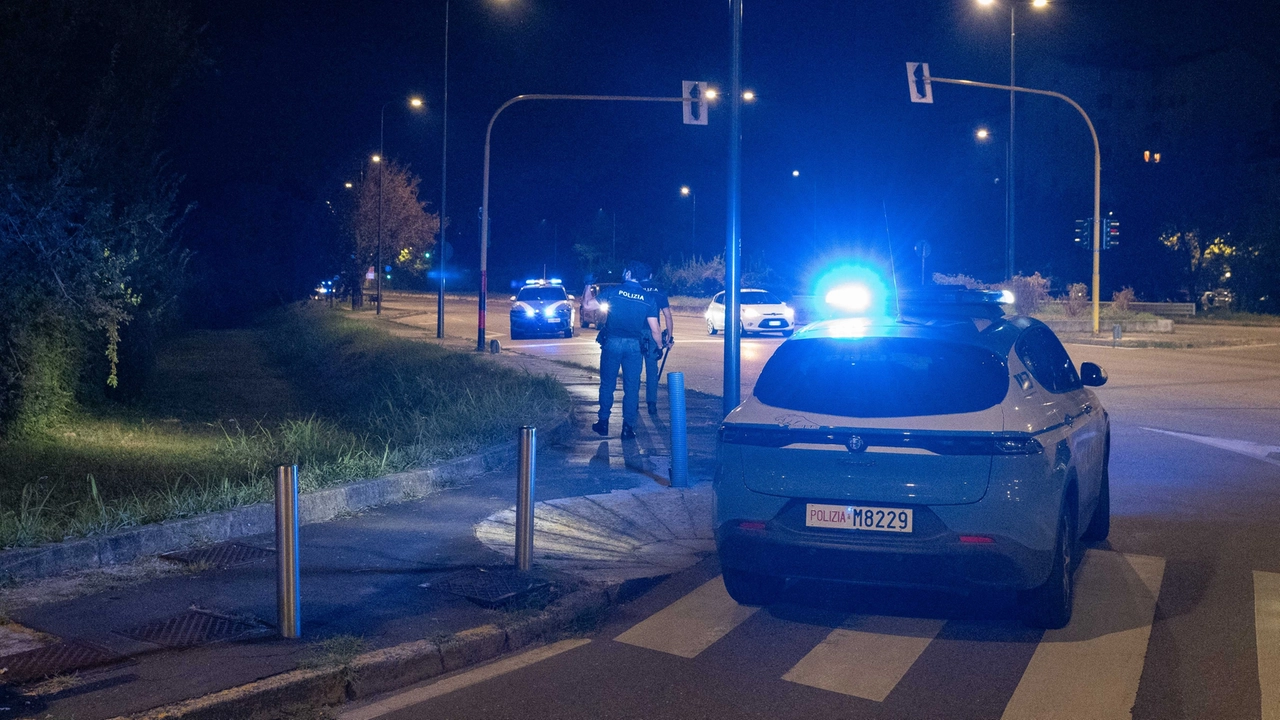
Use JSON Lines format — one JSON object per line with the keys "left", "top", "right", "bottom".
{"left": 906, "top": 62, "right": 933, "bottom": 104}
{"left": 682, "top": 81, "right": 709, "bottom": 125}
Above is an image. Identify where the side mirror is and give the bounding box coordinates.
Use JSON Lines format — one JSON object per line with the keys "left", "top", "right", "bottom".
{"left": 1080, "top": 362, "right": 1107, "bottom": 387}
{"left": 509, "top": 295, "right": 517, "bottom": 302}
{"left": 568, "top": 294, "right": 576, "bottom": 300}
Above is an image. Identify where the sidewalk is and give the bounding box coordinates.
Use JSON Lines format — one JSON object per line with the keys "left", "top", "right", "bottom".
{"left": 0, "top": 323, "right": 724, "bottom": 719}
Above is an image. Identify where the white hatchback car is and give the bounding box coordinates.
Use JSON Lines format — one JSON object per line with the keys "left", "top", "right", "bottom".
{"left": 706, "top": 289, "right": 796, "bottom": 336}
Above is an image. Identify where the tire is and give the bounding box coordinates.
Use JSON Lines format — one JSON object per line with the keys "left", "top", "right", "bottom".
{"left": 1082, "top": 443, "right": 1111, "bottom": 542}
{"left": 707, "top": 319, "right": 718, "bottom": 335}
{"left": 722, "top": 568, "right": 783, "bottom": 606}
{"left": 1018, "top": 500, "right": 1077, "bottom": 629}
{"left": 581, "top": 318, "right": 589, "bottom": 329}
{"left": 781, "top": 329, "right": 794, "bottom": 338}
{"left": 563, "top": 326, "right": 574, "bottom": 338}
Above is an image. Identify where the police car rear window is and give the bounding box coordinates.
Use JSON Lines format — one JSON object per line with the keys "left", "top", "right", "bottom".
{"left": 518, "top": 287, "right": 568, "bottom": 301}
{"left": 754, "top": 337, "right": 1009, "bottom": 417}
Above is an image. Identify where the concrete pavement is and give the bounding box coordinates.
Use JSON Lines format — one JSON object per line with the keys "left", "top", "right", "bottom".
{"left": 0, "top": 323, "right": 723, "bottom": 719}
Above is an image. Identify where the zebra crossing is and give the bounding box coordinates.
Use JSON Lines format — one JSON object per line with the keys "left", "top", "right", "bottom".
{"left": 610, "top": 550, "right": 1278, "bottom": 718}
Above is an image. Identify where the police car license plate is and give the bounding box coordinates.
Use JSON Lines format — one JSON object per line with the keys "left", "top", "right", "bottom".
{"left": 805, "top": 504, "right": 912, "bottom": 533}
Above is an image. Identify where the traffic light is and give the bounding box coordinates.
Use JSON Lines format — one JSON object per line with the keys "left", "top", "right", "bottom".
{"left": 1103, "top": 213, "right": 1120, "bottom": 250}
{"left": 1074, "top": 215, "right": 1120, "bottom": 250}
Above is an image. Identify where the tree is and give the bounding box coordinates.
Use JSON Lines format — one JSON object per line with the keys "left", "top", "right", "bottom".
{"left": 0, "top": 0, "right": 199, "bottom": 433}
{"left": 349, "top": 161, "right": 439, "bottom": 284}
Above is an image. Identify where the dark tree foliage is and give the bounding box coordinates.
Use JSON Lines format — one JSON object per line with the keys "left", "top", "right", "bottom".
{"left": 0, "top": 0, "right": 200, "bottom": 433}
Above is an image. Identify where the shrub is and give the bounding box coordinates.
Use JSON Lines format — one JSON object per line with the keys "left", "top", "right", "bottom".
{"left": 1065, "top": 283, "right": 1089, "bottom": 317}
{"left": 1112, "top": 287, "right": 1136, "bottom": 313}
{"left": 1004, "top": 273, "right": 1052, "bottom": 315}
{"left": 658, "top": 255, "right": 725, "bottom": 297}
{"left": 930, "top": 273, "right": 986, "bottom": 290}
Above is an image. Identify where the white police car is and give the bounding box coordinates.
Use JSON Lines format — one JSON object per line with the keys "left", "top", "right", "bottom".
{"left": 509, "top": 279, "right": 575, "bottom": 340}
{"left": 714, "top": 285, "right": 1110, "bottom": 628}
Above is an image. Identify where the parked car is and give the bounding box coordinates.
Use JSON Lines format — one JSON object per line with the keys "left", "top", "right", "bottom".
{"left": 509, "top": 279, "right": 575, "bottom": 339}
{"left": 705, "top": 289, "right": 796, "bottom": 336}
{"left": 579, "top": 282, "right": 620, "bottom": 329}
{"left": 714, "top": 286, "right": 1110, "bottom": 628}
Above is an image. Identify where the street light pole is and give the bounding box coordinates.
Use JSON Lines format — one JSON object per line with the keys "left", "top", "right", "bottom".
{"left": 680, "top": 186, "right": 696, "bottom": 256}
{"left": 436, "top": 0, "right": 450, "bottom": 338}
{"left": 928, "top": 74, "right": 1102, "bottom": 333}
{"left": 1008, "top": 3, "right": 1016, "bottom": 281}
{"left": 377, "top": 103, "right": 387, "bottom": 316}
{"left": 477, "top": 92, "right": 713, "bottom": 353}
{"left": 724, "top": 0, "right": 743, "bottom": 415}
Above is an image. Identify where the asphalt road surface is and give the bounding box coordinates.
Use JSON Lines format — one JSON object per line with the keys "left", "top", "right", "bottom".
{"left": 369, "top": 292, "right": 1280, "bottom": 720}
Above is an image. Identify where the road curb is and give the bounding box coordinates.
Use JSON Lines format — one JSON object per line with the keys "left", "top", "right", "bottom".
{"left": 114, "top": 582, "right": 618, "bottom": 720}
{"left": 0, "top": 420, "right": 573, "bottom": 583}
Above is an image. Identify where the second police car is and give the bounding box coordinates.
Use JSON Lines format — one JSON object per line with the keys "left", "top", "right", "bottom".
{"left": 714, "top": 284, "right": 1110, "bottom": 628}
{"left": 509, "top": 279, "right": 576, "bottom": 340}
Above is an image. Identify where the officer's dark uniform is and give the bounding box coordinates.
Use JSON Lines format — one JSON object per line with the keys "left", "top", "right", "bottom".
{"left": 640, "top": 279, "right": 670, "bottom": 409}
{"left": 596, "top": 278, "right": 658, "bottom": 435}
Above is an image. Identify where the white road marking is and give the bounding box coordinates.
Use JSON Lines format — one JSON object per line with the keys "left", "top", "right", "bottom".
{"left": 1255, "top": 571, "right": 1280, "bottom": 719}
{"left": 1000, "top": 551, "right": 1165, "bottom": 720}
{"left": 1142, "top": 427, "right": 1280, "bottom": 468}
{"left": 782, "top": 615, "right": 946, "bottom": 701}
{"left": 614, "top": 576, "right": 758, "bottom": 658}
{"left": 339, "top": 638, "right": 590, "bottom": 720}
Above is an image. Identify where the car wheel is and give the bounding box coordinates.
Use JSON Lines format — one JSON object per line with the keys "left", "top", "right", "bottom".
{"left": 707, "top": 319, "right": 718, "bottom": 335}
{"left": 1082, "top": 443, "right": 1111, "bottom": 542}
{"left": 1018, "top": 499, "right": 1077, "bottom": 629}
{"left": 722, "top": 568, "right": 783, "bottom": 606}
{"left": 581, "top": 318, "right": 589, "bottom": 328}
{"left": 781, "top": 329, "right": 794, "bottom": 338}
{"left": 563, "top": 325, "right": 574, "bottom": 338}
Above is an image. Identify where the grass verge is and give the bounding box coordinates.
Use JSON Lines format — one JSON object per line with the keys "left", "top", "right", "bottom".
{"left": 0, "top": 305, "right": 570, "bottom": 549}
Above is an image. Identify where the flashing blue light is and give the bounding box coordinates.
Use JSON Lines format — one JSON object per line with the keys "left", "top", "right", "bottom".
{"left": 813, "top": 264, "right": 890, "bottom": 318}
{"left": 549, "top": 278, "right": 562, "bottom": 285}
{"left": 525, "top": 279, "right": 539, "bottom": 285}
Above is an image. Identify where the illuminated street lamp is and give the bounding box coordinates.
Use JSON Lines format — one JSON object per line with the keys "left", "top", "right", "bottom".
{"left": 374, "top": 97, "right": 424, "bottom": 315}
{"left": 680, "top": 186, "right": 697, "bottom": 254}
{"left": 976, "top": 0, "right": 1050, "bottom": 280}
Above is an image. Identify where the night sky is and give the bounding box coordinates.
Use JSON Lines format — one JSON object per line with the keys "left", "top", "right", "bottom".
{"left": 165, "top": 0, "right": 1280, "bottom": 315}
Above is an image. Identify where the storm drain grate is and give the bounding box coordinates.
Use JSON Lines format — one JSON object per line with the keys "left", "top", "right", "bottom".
{"left": 117, "top": 609, "right": 268, "bottom": 648}
{"left": 0, "top": 641, "right": 119, "bottom": 685}
{"left": 160, "top": 542, "right": 275, "bottom": 569}
{"left": 428, "top": 567, "right": 550, "bottom": 607}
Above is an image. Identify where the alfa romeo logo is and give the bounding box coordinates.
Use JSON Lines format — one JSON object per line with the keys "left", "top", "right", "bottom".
{"left": 846, "top": 435, "right": 867, "bottom": 453}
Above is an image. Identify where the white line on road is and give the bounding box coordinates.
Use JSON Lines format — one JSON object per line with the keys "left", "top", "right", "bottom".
{"left": 1254, "top": 571, "right": 1280, "bottom": 719}
{"left": 1000, "top": 551, "right": 1165, "bottom": 720}
{"left": 339, "top": 638, "right": 591, "bottom": 720}
{"left": 1142, "top": 427, "right": 1280, "bottom": 468}
{"left": 614, "top": 576, "right": 758, "bottom": 658}
{"left": 782, "top": 615, "right": 946, "bottom": 702}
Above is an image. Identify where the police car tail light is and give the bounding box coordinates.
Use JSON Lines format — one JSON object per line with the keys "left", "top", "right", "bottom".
{"left": 993, "top": 437, "right": 1043, "bottom": 455}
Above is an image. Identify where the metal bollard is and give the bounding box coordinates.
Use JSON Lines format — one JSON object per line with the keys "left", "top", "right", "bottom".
{"left": 515, "top": 427, "right": 536, "bottom": 571}
{"left": 275, "top": 465, "right": 301, "bottom": 639}
{"left": 669, "top": 372, "right": 689, "bottom": 488}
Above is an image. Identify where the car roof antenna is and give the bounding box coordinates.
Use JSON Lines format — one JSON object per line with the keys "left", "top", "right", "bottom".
{"left": 882, "top": 200, "right": 903, "bottom": 321}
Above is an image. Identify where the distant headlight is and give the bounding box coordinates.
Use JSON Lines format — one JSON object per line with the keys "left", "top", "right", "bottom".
{"left": 513, "top": 301, "right": 537, "bottom": 317}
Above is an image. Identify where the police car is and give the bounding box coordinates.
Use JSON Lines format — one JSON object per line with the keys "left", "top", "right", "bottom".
{"left": 509, "top": 279, "right": 576, "bottom": 340}
{"left": 714, "top": 284, "right": 1110, "bottom": 628}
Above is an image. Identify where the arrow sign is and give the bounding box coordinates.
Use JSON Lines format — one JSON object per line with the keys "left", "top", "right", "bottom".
{"left": 682, "top": 81, "right": 709, "bottom": 125}
{"left": 906, "top": 62, "right": 933, "bottom": 104}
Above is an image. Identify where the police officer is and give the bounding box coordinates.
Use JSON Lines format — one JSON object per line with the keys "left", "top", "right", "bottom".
{"left": 640, "top": 270, "right": 674, "bottom": 415}
{"left": 593, "top": 261, "right": 663, "bottom": 440}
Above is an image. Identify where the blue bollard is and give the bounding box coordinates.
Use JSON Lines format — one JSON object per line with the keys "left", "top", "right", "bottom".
{"left": 668, "top": 372, "right": 689, "bottom": 488}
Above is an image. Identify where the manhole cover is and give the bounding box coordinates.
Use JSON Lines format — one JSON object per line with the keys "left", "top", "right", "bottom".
{"left": 160, "top": 542, "right": 274, "bottom": 569}
{"left": 0, "top": 641, "right": 118, "bottom": 685}
{"left": 117, "top": 609, "right": 267, "bottom": 648}
{"left": 429, "top": 567, "right": 550, "bottom": 607}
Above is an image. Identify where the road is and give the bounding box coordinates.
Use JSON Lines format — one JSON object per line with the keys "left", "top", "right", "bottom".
{"left": 369, "top": 292, "right": 1280, "bottom": 720}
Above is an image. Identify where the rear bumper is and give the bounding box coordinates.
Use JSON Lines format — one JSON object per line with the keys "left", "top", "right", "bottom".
{"left": 716, "top": 521, "right": 1050, "bottom": 591}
